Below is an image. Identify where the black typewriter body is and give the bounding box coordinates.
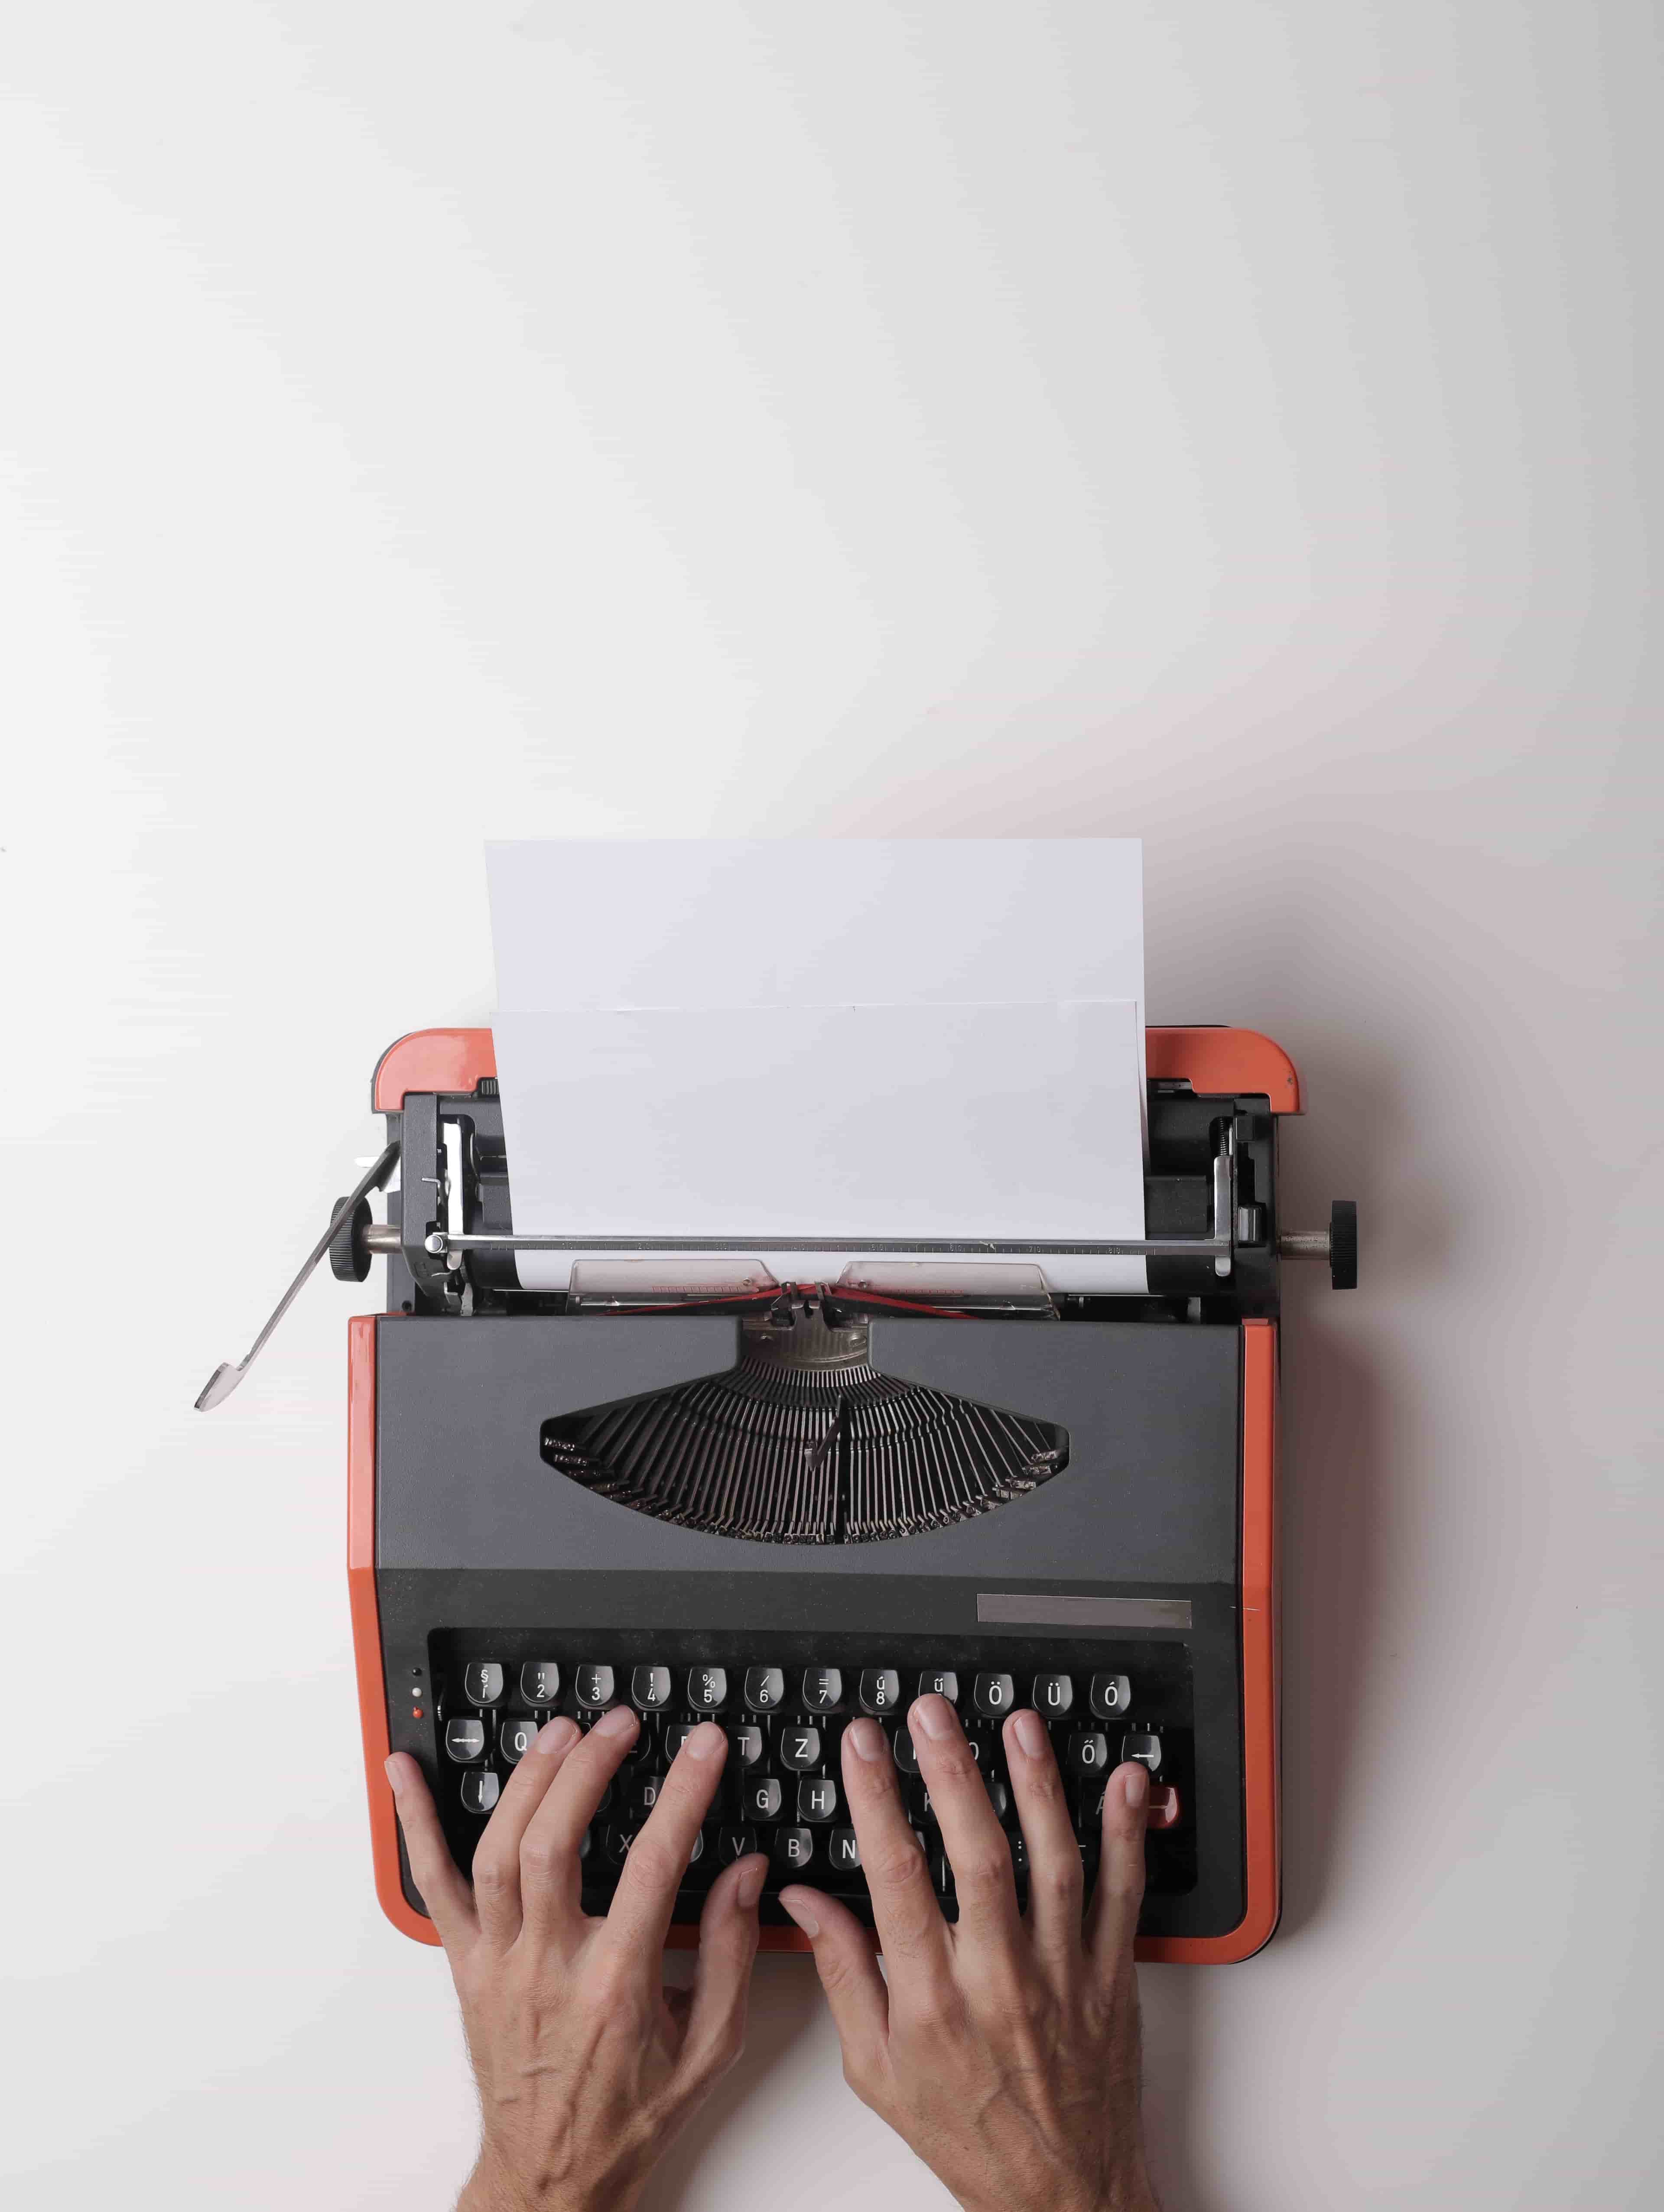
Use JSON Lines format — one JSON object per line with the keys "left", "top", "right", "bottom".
{"left": 344, "top": 1031, "right": 1337, "bottom": 1962}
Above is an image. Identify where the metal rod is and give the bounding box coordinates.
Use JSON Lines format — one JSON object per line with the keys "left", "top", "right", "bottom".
{"left": 1277, "top": 1230, "right": 1332, "bottom": 1259}
{"left": 426, "top": 1229, "right": 1230, "bottom": 1259}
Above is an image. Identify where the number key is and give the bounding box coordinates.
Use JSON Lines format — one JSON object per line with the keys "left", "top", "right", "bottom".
{"left": 630, "top": 1666, "right": 672, "bottom": 1711}
{"left": 520, "top": 1662, "right": 561, "bottom": 1705}
{"left": 802, "top": 1667, "right": 843, "bottom": 1712}
{"left": 687, "top": 1666, "right": 729, "bottom": 1712}
{"left": 859, "top": 1668, "right": 902, "bottom": 1715}
{"left": 744, "top": 1666, "right": 786, "bottom": 1712}
{"left": 575, "top": 1664, "right": 617, "bottom": 1711}
{"left": 463, "top": 1662, "right": 505, "bottom": 1707}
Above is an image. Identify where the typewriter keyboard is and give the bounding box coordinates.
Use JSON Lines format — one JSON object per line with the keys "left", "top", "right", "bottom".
{"left": 421, "top": 1634, "right": 1197, "bottom": 1922}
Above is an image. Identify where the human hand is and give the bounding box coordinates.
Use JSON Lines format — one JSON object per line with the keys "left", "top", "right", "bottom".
{"left": 778, "top": 1695, "right": 1158, "bottom": 2212}
{"left": 385, "top": 1709, "right": 768, "bottom": 2212}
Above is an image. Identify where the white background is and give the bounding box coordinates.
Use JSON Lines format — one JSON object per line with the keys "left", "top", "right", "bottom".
{"left": 2, "top": 6, "right": 1658, "bottom": 2208}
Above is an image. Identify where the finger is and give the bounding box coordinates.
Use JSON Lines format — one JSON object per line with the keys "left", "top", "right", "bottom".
{"left": 517, "top": 1704, "right": 640, "bottom": 1945}
{"left": 1085, "top": 1761, "right": 1149, "bottom": 1980}
{"left": 604, "top": 1721, "right": 728, "bottom": 1962}
{"left": 778, "top": 1885, "right": 889, "bottom": 2093}
{"left": 675, "top": 1853, "right": 768, "bottom": 2089}
{"left": 468, "top": 1716, "right": 582, "bottom": 1946}
{"left": 908, "top": 1696, "right": 1021, "bottom": 1955}
{"left": 839, "top": 1716, "right": 951, "bottom": 1984}
{"left": 385, "top": 1753, "right": 476, "bottom": 1948}
{"left": 1003, "top": 1708, "right": 1083, "bottom": 1979}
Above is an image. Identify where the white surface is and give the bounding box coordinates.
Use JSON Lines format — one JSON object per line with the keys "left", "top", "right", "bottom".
{"left": 2, "top": 6, "right": 1659, "bottom": 2210}
{"left": 493, "top": 997, "right": 1147, "bottom": 1293}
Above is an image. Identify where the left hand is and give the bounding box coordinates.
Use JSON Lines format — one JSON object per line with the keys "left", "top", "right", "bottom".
{"left": 386, "top": 1708, "right": 768, "bottom": 2212}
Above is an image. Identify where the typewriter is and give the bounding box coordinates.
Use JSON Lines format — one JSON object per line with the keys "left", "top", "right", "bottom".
{"left": 201, "top": 1023, "right": 1355, "bottom": 1964}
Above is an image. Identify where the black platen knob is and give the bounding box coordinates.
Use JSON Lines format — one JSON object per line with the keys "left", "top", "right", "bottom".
{"left": 328, "top": 1193, "right": 373, "bottom": 1283}
{"left": 1329, "top": 1199, "right": 1358, "bottom": 1290}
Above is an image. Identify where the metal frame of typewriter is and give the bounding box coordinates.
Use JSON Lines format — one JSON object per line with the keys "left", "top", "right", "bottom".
{"left": 344, "top": 1024, "right": 1327, "bottom": 1965}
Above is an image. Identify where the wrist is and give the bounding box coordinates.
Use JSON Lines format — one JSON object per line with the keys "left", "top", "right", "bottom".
{"left": 458, "top": 2154, "right": 642, "bottom": 2212}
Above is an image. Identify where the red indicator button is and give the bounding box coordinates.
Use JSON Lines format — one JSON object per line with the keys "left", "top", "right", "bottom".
{"left": 1146, "top": 1786, "right": 1180, "bottom": 1831}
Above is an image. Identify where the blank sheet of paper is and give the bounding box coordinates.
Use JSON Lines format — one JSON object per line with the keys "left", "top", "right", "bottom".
{"left": 490, "top": 998, "right": 1146, "bottom": 1294}
{"left": 486, "top": 837, "right": 1144, "bottom": 1027}
{"left": 485, "top": 838, "right": 1147, "bottom": 1294}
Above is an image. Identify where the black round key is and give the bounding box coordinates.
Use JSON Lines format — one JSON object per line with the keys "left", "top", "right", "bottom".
{"left": 460, "top": 1769, "right": 500, "bottom": 1814}
{"left": 631, "top": 1665, "right": 672, "bottom": 1711}
{"left": 626, "top": 1772, "right": 666, "bottom": 1822}
{"left": 686, "top": 1665, "right": 729, "bottom": 1712}
{"left": 463, "top": 1662, "right": 505, "bottom": 1706}
{"left": 1089, "top": 1672, "right": 1131, "bottom": 1718}
{"left": 744, "top": 1666, "right": 786, "bottom": 1712}
{"left": 797, "top": 1776, "right": 840, "bottom": 1823}
{"left": 1068, "top": 1730, "right": 1111, "bottom": 1773}
{"left": 727, "top": 1724, "right": 764, "bottom": 1769}
{"left": 772, "top": 1826, "right": 814, "bottom": 1872}
{"left": 984, "top": 1775, "right": 1011, "bottom": 1822}
{"left": 829, "top": 1828, "right": 862, "bottom": 1874}
{"left": 686, "top": 1829, "right": 705, "bottom": 1865}
{"left": 663, "top": 1722, "right": 697, "bottom": 1761}
{"left": 1121, "top": 1731, "right": 1162, "bottom": 1773}
{"left": 892, "top": 1725, "right": 920, "bottom": 1776}
{"left": 778, "top": 1724, "right": 822, "bottom": 1773}
{"left": 444, "top": 1717, "right": 486, "bottom": 1764}
{"left": 602, "top": 1823, "right": 637, "bottom": 1866}
{"left": 575, "top": 1663, "right": 617, "bottom": 1710}
{"left": 717, "top": 1824, "right": 759, "bottom": 1864}
{"left": 802, "top": 1667, "right": 843, "bottom": 1712}
{"left": 520, "top": 1662, "right": 561, "bottom": 1705}
{"left": 918, "top": 1669, "right": 959, "bottom": 1705}
{"left": 499, "top": 1714, "right": 539, "bottom": 1765}
{"left": 743, "top": 1776, "right": 784, "bottom": 1822}
{"left": 1032, "top": 1672, "right": 1074, "bottom": 1718}
{"left": 859, "top": 1668, "right": 902, "bottom": 1716}
{"left": 972, "top": 1672, "right": 1015, "bottom": 1718}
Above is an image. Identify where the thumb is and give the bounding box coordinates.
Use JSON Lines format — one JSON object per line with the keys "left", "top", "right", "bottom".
{"left": 778, "top": 1887, "right": 889, "bottom": 2089}
{"left": 676, "top": 1854, "right": 767, "bottom": 2089}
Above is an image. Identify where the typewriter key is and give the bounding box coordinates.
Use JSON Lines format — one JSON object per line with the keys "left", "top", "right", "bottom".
{"left": 717, "top": 1824, "right": 759, "bottom": 1864}
{"left": 686, "top": 1666, "right": 728, "bottom": 1712}
{"left": 743, "top": 1776, "right": 784, "bottom": 1822}
{"left": 499, "top": 1715, "right": 539, "bottom": 1765}
{"left": 743, "top": 1666, "right": 785, "bottom": 1712}
{"left": 858, "top": 1668, "right": 902, "bottom": 1715}
{"left": 1121, "top": 1731, "right": 1163, "bottom": 1774}
{"left": 445, "top": 1717, "right": 486, "bottom": 1764}
{"left": 520, "top": 1662, "right": 560, "bottom": 1705}
{"left": 1068, "top": 1731, "right": 1110, "bottom": 1773}
{"left": 772, "top": 1827, "right": 814, "bottom": 1872}
{"left": 919, "top": 1670, "right": 959, "bottom": 1705}
{"left": 778, "top": 1725, "right": 822, "bottom": 1773}
{"left": 1089, "top": 1673, "right": 1131, "bottom": 1718}
{"left": 630, "top": 1666, "right": 672, "bottom": 1711}
{"left": 575, "top": 1664, "right": 617, "bottom": 1710}
{"left": 463, "top": 1662, "right": 506, "bottom": 1707}
{"left": 828, "top": 1829, "right": 861, "bottom": 1874}
{"left": 726, "top": 1725, "right": 764, "bottom": 1769}
{"left": 460, "top": 1770, "right": 500, "bottom": 1815}
{"left": 626, "top": 1773, "right": 665, "bottom": 1822}
{"left": 801, "top": 1667, "right": 843, "bottom": 1712}
{"left": 602, "top": 1824, "right": 636, "bottom": 1866}
{"left": 1032, "top": 1673, "right": 1075, "bottom": 1717}
{"left": 798, "top": 1777, "right": 839, "bottom": 1823}
{"left": 972, "top": 1672, "right": 1015, "bottom": 1718}
{"left": 892, "top": 1726, "right": 920, "bottom": 1776}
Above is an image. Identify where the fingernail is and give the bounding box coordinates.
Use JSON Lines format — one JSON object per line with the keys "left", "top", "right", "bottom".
{"left": 1122, "top": 1763, "right": 1149, "bottom": 1809}
{"left": 534, "top": 1716, "right": 578, "bottom": 1756}
{"left": 383, "top": 1755, "right": 404, "bottom": 1794}
{"left": 735, "top": 1858, "right": 767, "bottom": 1911}
{"left": 684, "top": 1721, "right": 725, "bottom": 1761}
{"left": 846, "top": 1717, "right": 885, "bottom": 1762}
{"left": 912, "top": 1694, "right": 952, "bottom": 1741}
{"left": 1013, "top": 1710, "right": 1046, "bottom": 1760}
{"left": 595, "top": 1705, "right": 638, "bottom": 1740}
{"left": 778, "top": 1889, "right": 820, "bottom": 1938}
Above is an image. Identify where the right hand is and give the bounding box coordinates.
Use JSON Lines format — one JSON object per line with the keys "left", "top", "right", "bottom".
{"left": 778, "top": 1694, "right": 1159, "bottom": 2212}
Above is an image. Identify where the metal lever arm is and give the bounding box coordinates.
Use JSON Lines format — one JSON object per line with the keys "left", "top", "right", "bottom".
{"left": 195, "top": 1140, "right": 401, "bottom": 1410}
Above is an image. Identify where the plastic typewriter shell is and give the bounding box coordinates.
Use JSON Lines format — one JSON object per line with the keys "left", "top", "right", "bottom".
{"left": 351, "top": 1026, "right": 1295, "bottom": 1965}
